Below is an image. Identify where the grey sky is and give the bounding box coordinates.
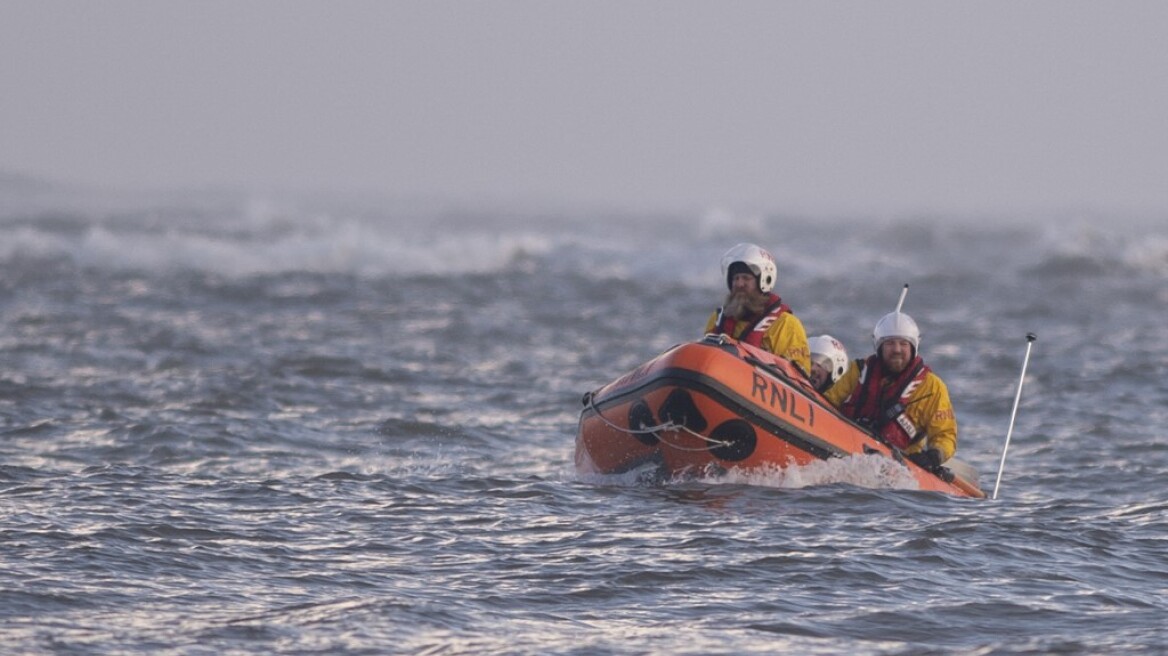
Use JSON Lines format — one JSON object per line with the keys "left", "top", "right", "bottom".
{"left": 3, "top": 1, "right": 1167, "bottom": 216}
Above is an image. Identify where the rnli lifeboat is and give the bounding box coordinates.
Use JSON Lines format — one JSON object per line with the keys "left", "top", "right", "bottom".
{"left": 575, "top": 334, "right": 985, "bottom": 499}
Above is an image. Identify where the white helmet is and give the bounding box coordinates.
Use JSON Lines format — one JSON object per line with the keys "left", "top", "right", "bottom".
{"left": 808, "top": 335, "right": 849, "bottom": 385}
{"left": 873, "top": 312, "right": 920, "bottom": 353}
{"left": 720, "top": 243, "right": 777, "bottom": 293}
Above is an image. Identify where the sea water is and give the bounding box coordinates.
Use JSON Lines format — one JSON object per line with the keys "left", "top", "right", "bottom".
{"left": 2, "top": 186, "right": 1167, "bottom": 654}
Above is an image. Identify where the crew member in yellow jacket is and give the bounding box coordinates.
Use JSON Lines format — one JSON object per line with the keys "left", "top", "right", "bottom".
{"left": 704, "top": 243, "right": 811, "bottom": 376}
{"left": 824, "top": 311, "right": 958, "bottom": 471}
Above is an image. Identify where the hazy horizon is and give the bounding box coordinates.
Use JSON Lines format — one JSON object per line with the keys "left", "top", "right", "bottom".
{"left": 4, "top": 1, "right": 1168, "bottom": 218}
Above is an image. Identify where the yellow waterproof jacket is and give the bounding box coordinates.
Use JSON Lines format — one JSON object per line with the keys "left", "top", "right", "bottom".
{"left": 824, "top": 359, "right": 958, "bottom": 462}
{"left": 704, "top": 309, "right": 811, "bottom": 376}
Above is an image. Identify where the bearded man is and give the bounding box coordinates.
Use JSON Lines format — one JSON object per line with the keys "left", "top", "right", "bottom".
{"left": 825, "top": 311, "right": 958, "bottom": 472}
{"left": 703, "top": 243, "right": 810, "bottom": 376}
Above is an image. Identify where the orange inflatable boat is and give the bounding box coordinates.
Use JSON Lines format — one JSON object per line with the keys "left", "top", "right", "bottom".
{"left": 575, "top": 334, "right": 985, "bottom": 499}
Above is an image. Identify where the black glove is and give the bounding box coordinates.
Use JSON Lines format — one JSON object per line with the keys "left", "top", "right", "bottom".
{"left": 907, "top": 448, "right": 943, "bottom": 471}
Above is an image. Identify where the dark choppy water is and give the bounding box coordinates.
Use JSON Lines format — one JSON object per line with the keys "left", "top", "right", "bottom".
{"left": 2, "top": 188, "right": 1167, "bottom": 654}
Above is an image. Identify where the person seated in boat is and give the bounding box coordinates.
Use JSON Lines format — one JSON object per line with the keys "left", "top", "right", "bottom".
{"left": 704, "top": 243, "right": 811, "bottom": 376}
{"left": 823, "top": 311, "right": 957, "bottom": 474}
{"left": 808, "top": 334, "right": 851, "bottom": 394}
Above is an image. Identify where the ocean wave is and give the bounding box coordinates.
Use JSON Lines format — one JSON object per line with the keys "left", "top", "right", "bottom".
{"left": 3, "top": 194, "right": 1165, "bottom": 286}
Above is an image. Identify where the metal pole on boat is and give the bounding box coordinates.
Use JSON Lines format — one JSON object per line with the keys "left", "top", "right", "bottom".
{"left": 991, "top": 332, "right": 1037, "bottom": 500}
{"left": 894, "top": 283, "right": 909, "bottom": 313}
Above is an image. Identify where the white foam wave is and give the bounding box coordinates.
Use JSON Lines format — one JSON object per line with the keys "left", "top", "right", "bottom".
{"left": 710, "top": 454, "right": 921, "bottom": 491}
{"left": 1123, "top": 233, "right": 1168, "bottom": 276}
{"left": 1033, "top": 219, "right": 1168, "bottom": 277}
{"left": 576, "top": 454, "right": 922, "bottom": 493}
{"left": 4, "top": 193, "right": 1164, "bottom": 283}
{"left": 2, "top": 216, "right": 557, "bottom": 277}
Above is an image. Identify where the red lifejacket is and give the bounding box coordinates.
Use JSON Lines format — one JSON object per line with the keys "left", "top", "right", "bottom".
{"left": 715, "top": 294, "right": 790, "bottom": 349}
{"left": 841, "top": 354, "right": 931, "bottom": 449}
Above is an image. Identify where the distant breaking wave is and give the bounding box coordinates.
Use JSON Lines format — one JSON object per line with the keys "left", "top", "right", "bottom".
{"left": 2, "top": 189, "right": 1165, "bottom": 282}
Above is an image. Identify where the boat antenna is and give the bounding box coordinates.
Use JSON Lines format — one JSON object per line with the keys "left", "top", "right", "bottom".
{"left": 894, "top": 283, "right": 909, "bottom": 313}
{"left": 991, "top": 332, "right": 1037, "bottom": 500}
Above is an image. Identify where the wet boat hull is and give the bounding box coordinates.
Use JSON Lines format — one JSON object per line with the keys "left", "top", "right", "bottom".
{"left": 575, "top": 335, "right": 984, "bottom": 498}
